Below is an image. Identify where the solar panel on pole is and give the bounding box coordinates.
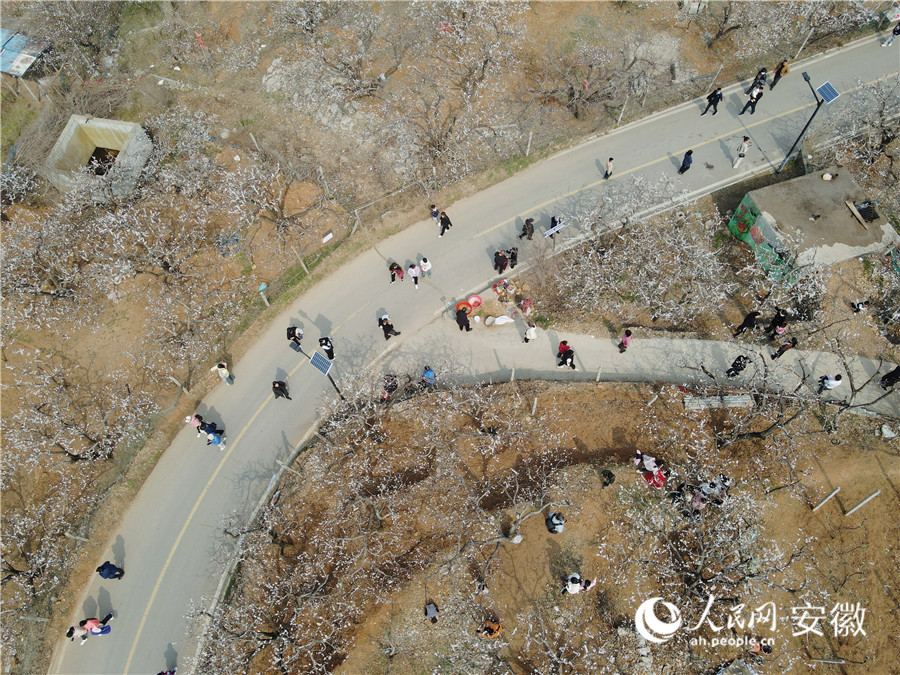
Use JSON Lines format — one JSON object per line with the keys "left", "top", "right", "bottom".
{"left": 309, "top": 351, "right": 332, "bottom": 376}
{"left": 816, "top": 82, "right": 839, "bottom": 104}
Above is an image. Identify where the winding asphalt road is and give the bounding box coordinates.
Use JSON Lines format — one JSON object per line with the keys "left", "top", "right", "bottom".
{"left": 50, "top": 35, "right": 899, "bottom": 675}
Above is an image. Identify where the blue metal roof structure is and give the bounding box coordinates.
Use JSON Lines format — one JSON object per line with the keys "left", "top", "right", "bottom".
{"left": 1, "top": 28, "right": 49, "bottom": 77}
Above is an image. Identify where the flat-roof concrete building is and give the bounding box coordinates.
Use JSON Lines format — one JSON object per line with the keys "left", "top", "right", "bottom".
{"left": 727, "top": 168, "right": 898, "bottom": 280}
{"left": 43, "top": 115, "right": 153, "bottom": 199}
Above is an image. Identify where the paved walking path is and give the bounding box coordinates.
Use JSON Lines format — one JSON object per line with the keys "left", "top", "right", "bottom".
{"left": 385, "top": 320, "right": 898, "bottom": 416}
{"left": 51, "top": 35, "right": 899, "bottom": 675}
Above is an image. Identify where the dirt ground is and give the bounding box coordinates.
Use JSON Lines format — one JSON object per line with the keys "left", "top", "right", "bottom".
{"left": 271, "top": 382, "right": 898, "bottom": 675}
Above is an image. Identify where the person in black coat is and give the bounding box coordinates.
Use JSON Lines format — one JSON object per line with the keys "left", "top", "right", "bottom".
{"left": 272, "top": 381, "right": 292, "bottom": 400}
{"left": 379, "top": 315, "right": 401, "bottom": 340}
{"left": 519, "top": 218, "right": 535, "bottom": 240}
{"left": 881, "top": 366, "right": 900, "bottom": 390}
{"left": 733, "top": 310, "right": 761, "bottom": 337}
{"left": 508, "top": 247, "right": 518, "bottom": 269}
{"left": 701, "top": 87, "right": 723, "bottom": 115}
{"left": 740, "top": 88, "right": 764, "bottom": 115}
{"left": 319, "top": 336, "right": 335, "bottom": 360}
{"left": 493, "top": 250, "right": 508, "bottom": 273}
{"left": 438, "top": 211, "right": 452, "bottom": 237}
{"left": 726, "top": 355, "right": 750, "bottom": 378}
{"left": 287, "top": 325, "right": 303, "bottom": 346}
{"left": 456, "top": 308, "right": 472, "bottom": 332}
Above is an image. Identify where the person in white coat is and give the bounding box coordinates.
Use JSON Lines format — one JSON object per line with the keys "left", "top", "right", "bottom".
{"left": 733, "top": 136, "right": 752, "bottom": 168}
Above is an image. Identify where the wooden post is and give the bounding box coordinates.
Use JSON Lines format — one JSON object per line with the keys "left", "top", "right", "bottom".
{"left": 525, "top": 131, "right": 533, "bottom": 157}
{"left": 531, "top": 397, "right": 537, "bottom": 416}
{"left": 275, "top": 459, "right": 303, "bottom": 477}
{"left": 811, "top": 486, "right": 840, "bottom": 512}
{"left": 794, "top": 27, "right": 815, "bottom": 60}
{"left": 706, "top": 64, "right": 724, "bottom": 94}
{"left": 510, "top": 368, "right": 515, "bottom": 383}
{"left": 595, "top": 365, "right": 602, "bottom": 382}
{"left": 616, "top": 94, "right": 629, "bottom": 127}
{"left": 845, "top": 490, "right": 881, "bottom": 516}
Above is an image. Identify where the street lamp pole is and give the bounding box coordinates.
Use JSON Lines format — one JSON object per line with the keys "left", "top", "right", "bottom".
{"left": 297, "top": 345, "right": 346, "bottom": 401}
{"left": 777, "top": 72, "right": 824, "bottom": 174}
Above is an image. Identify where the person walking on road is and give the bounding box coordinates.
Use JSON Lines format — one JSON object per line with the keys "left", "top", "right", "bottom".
{"left": 882, "top": 22, "right": 900, "bottom": 46}
{"left": 430, "top": 204, "right": 440, "bottom": 226}
{"left": 82, "top": 614, "right": 114, "bottom": 636}
{"left": 319, "top": 336, "right": 335, "bottom": 360}
{"left": 618, "top": 329, "right": 632, "bottom": 353}
{"left": 206, "top": 431, "right": 226, "bottom": 448}
{"left": 67, "top": 614, "right": 114, "bottom": 643}
{"left": 379, "top": 315, "right": 401, "bottom": 340}
{"left": 519, "top": 218, "right": 535, "bottom": 240}
{"left": 439, "top": 211, "right": 452, "bottom": 238}
{"left": 604, "top": 157, "right": 614, "bottom": 178}
{"left": 733, "top": 136, "right": 752, "bottom": 168}
{"left": 726, "top": 355, "right": 750, "bottom": 378}
{"left": 557, "top": 344, "right": 577, "bottom": 370}
{"left": 287, "top": 325, "right": 303, "bottom": 347}
{"left": 548, "top": 215, "right": 563, "bottom": 239}
{"left": 96, "top": 561, "right": 124, "bottom": 580}
{"left": 557, "top": 340, "right": 570, "bottom": 360}
{"left": 771, "top": 337, "right": 798, "bottom": 360}
{"left": 408, "top": 262, "right": 421, "bottom": 289}
{"left": 523, "top": 321, "right": 537, "bottom": 343}
{"left": 66, "top": 624, "right": 90, "bottom": 644}
{"left": 456, "top": 307, "right": 473, "bottom": 332}
{"left": 733, "top": 310, "right": 761, "bottom": 337}
{"left": 419, "top": 257, "right": 432, "bottom": 277}
{"left": 748, "top": 67, "right": 768, "bottom": 92}
{"left": 198, "top": 419, "right": 223, "bottom": 437}
{"left": 272, "top": 381, "right": 292, "bottom": 400}
{"left": 770, "top": 60, "right": 790, "bottom": 89}
{"left": 508, "top": 247, "right": 519, "bottom": 270}
{"left": 817, "top": 374, "right": 843, "bottom": 395}
{"left": 211, "top": 362, "right": 233, "bottom": 385}
{"left": 739, "top": 87, "right": 763, "bottom": 115}
{"left": 701, "top": 87, "right": 723, "bottom": 116}
{"left": 185, "top": 414, "right": 205, "bottom": 436}
{"left": 678, "top": 150, "right": 693, "bottom": 175}
{"left": 389, "top": 262, "right": 404, "bottom": 283}
{"left": 493, "top": 250, "right": 509, "bottom": 274}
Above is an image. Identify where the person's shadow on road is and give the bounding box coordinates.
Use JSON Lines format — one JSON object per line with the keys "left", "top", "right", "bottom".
{"left": 113, "top": 534, "right": 126, "bottom": 569}
{"left": 96, "top": 587, "right": 113, "bottom": 619}
{"left": 164, "top": 643, "right": 178, "bottom": 671}
{"left": 666, "top": 152, "right": 681, "bottom": 172}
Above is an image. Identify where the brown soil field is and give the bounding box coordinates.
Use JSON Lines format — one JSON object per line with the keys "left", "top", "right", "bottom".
{"left": 223, "top": 381, "right": 898, "bottom": 675}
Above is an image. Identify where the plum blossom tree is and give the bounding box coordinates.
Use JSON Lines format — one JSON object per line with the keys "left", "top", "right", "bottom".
{"left": 191, "top": 377, "right": 575, "bottom": 672}
{"left": 554, "top": 208, "right": 737, "bottom": 325}
{"left": 679, "top": 1, "right": 876, "bottom": 57}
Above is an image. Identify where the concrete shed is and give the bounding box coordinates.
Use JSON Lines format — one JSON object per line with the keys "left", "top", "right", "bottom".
{"left": 726, "top": 168, "right": 898, "bottom": 280}
{"left": 43, "top": 115, "right": 153, "bottom": 199}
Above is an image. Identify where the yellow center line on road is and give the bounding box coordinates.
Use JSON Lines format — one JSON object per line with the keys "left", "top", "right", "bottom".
{"left": 123, "top": 70, "right": 896, "bottom": 672}
{"left": 124, "top": 371, "right": 308, "bottom": 670}
{"left": 472, "top": 74, "right": 894, "bottom": 240}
